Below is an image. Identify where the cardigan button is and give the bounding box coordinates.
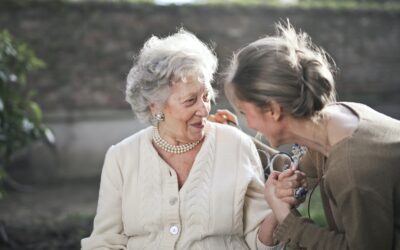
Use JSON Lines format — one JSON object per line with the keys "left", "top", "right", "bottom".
{"left": 169, "top": 225, "right": 179, "bottom": 235}
{"left": 169, "top": 197, "right": 178, "bottom": 205}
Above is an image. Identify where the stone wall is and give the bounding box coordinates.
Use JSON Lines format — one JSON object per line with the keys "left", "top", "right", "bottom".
{"left": 1, "top": 2, "right": 399, "bottom": 115}
{"left": 1, "top": 2, "right": 399, "bottom": 182}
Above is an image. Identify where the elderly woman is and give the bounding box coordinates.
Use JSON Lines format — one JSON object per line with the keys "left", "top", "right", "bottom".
{"left": 224, "top": 22, "right": 400, "bottom": 249}
{"left": 81, "top": 30, "right": 303, "bottom": 250}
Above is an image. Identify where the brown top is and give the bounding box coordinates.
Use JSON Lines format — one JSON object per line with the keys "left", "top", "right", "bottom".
{"left": 273, "top": 102, "right": 400, "bottom": 250}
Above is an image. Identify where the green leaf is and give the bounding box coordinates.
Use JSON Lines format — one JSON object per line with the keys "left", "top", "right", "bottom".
{"left": 29, "top": 101, "right": 42, "bottom": 123}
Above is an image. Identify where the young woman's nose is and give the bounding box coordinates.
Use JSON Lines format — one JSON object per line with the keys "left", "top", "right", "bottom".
{"left": 246, "top": 117, "right": 256, "bottom": 130}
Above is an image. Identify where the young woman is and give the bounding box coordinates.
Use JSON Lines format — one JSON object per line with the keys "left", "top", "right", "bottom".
{"left": 224, "top": 22, "right": 400, "bottom": 249}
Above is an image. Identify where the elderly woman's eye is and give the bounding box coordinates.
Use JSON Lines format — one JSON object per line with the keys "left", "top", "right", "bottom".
{"left": 203, "top": 92, "right": 210, "bottom": 101}
{"left": 185, "top": 98, "right": 196, "bottom": 104}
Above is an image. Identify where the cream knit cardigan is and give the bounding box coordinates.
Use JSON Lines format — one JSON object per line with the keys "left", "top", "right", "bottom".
{"left": 81, "top": 123, "right": 280, "bottom": 250}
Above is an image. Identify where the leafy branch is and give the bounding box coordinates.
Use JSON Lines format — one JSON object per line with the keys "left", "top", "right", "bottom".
{"left": 0, "top": 30, "right": 55, "bottom": 198}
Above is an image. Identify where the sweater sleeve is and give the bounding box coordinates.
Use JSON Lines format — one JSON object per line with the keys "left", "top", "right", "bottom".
{"left": 274, "top": 209, "right": 347, "bottom": 249}
{"left": 274, "top": 186, "right": 393, "bottom": 250}
{"left": 81, "top": 146, "right": 128, "bottom": 250}
{"left": 241, "top": 136, "right": 283, "bottom": 250}
{"left": 274, "top": 161, "right": 394, "bottom": 250}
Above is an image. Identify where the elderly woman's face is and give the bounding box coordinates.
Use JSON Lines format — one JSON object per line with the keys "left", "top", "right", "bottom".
{"left": 159, "top": 76, "right": 211, "bottom": 143}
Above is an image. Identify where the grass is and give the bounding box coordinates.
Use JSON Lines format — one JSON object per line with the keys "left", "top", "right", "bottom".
{"left": 297, "top": 186, "right": 328, "bottom": 227}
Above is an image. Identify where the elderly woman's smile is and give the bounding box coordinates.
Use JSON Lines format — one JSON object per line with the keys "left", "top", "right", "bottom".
{"left": 157, "top": 76, "right": 211, "bottom": 145}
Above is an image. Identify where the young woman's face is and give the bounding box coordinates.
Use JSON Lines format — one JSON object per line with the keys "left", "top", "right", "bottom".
{"left": 158, "top": 76, "right": 211, "bottom": 143}
{"left": 236, "top": 100, "right": 283, "bottom": 148}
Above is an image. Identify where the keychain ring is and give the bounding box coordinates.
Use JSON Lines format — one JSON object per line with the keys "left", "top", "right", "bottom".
{"left": 262, "top": 144, "right": 308, "bottom": 200}
{"left": 265, "top": 152, "right": 293, "bottom": 174}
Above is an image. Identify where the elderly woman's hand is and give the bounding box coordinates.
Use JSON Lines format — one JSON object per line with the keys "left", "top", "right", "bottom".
{"left": 264, "top": 168, "right": 308, "bottom": 223}
{"left": 208, "top": 109, "right": 238, "bottom": 126}
{"left": 264, "top": 171, "right": 292, "bottom": 223}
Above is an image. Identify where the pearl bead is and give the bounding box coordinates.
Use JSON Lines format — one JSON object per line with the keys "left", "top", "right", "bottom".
{"left": 152, "top": 126, "right": 201, "bottom": 154}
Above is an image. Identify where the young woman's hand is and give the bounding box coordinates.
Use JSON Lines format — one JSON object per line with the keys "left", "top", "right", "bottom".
{"left": 275, "top": 168, "right": 308, "bottom": 206}
{"left": 208, "top": 109, "right": 238, "bottom": 126}
{"left": 264, "top": 168, "right": 307, "bottom": 223}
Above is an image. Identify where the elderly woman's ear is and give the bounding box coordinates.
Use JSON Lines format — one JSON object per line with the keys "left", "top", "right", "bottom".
{"left": 150, "top": 103, "right": 162, "bottom": 115}
{"left": 149, "top": 103, "right": 157, "bottom": 115}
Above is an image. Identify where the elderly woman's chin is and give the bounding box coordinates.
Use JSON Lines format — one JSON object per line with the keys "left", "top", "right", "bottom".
{"left": 188, "top": 120, "right": 208, "bottom": 141}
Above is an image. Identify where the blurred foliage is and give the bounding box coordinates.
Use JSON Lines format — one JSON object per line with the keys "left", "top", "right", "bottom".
{"left": 296, "top": 0, "right": 400, "bottom": 10}
{"left": 3, "top": 0, "right": 399, "bottom": 10}
{"left": 203, "top": 0, "right": 400, "bottom": 10}
{"left": 298, "top": 186, "right": 327, "bottom": 227}
{"left": 0, "top": 30, "right": 55, "bottom": 198}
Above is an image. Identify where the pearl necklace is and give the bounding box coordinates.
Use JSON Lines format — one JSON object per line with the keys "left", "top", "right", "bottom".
{"left": 152, "top": 126, "right": 201, "bottom": 154}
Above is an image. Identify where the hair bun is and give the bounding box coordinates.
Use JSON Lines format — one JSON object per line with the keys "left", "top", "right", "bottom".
{"left": 291, "top": 54, "right": 336, "bottom": 117}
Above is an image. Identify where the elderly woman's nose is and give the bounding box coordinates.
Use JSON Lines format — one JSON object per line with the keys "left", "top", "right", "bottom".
{"left": 196, "top": 100, "right": 209, "bottom": 116}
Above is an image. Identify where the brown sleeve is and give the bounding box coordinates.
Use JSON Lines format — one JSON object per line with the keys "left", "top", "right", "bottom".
{"left": 273, "top": 209, "right": 348, "bottom": 250}
{"left": 324, "top": 145, "right": 394, "bottom": 250}
{"left": 273, "top": 144, "right": 395, "bottom": 250}
{"left": 274, "top": 183, "right": 393, "bottom": 250}
{"left": 332, "top": 185, "right": 393, "bottom": 250}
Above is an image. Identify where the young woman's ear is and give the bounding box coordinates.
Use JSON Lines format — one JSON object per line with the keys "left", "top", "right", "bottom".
{"left": 268, "top": 100, "right": 283, "bottom": 121}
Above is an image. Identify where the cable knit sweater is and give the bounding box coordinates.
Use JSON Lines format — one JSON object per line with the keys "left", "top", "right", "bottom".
{"left": 81, "top": 123, "right": 280, "bottom": 250}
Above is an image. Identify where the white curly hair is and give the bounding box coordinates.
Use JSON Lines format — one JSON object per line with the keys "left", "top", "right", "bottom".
{"left": 126, "top": 29, "right": 218, "bottom": 123}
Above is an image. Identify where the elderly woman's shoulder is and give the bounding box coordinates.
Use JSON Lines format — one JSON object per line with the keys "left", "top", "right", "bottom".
{"left": 110, "top": 126, "right": 153, "bottom": 152}
{"left": 212, "top": 122, "right": 252, "bottom": 143}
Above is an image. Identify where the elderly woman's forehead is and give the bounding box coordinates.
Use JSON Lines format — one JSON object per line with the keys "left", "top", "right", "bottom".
{"left": 172, "top": 79, "right": 209, "bottom": 94}
{"left": 175, "top": 74, "right": 208, "bottom": 85}
{"left": 173, "top": 73, "right": 204, "bottom": 83}
{"left": 179, "top": 80, "right": 208, "bottom": 89}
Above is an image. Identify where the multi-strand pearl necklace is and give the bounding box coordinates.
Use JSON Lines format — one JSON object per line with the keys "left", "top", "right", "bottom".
{"left": 152, "top": 126, "right": 201, "bottom": 154}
